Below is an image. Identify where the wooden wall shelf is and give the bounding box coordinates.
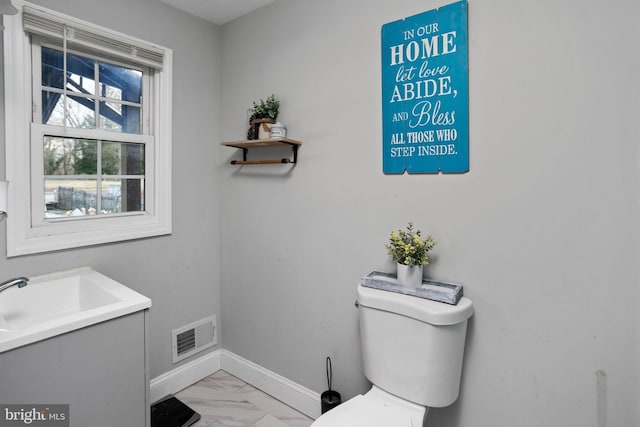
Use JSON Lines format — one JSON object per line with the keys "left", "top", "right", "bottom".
{"left": 221, "top": 138, "right": 302, "bottom": 165}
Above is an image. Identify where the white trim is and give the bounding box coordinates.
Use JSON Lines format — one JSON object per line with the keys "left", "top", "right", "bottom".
{"left": 4, "top": 7, "right": 32, "bottom": 256}
{"left": 149, "top": 349, "right": 322, "bottom": 419}
{"left": 221, "top": 349, "right": 322, "bottom": 419}
{"left": 149, "top": 349, "right": 222, "bottom": 404}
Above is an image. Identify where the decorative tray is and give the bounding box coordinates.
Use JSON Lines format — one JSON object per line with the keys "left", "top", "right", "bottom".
{"left": 360, "top": 271, "right": 463, "bottom": 305}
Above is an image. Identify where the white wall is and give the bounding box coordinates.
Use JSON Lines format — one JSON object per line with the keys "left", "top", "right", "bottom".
{"left": 0, "top": 0, "right": 223, "bottom": 379}
{"left": 219, "top": 0, "right": 640, "bottom": 425}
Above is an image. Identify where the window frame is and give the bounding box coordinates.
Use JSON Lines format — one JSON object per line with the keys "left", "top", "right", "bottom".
{"left": 3, "top": 1, "right": 172, "bottom": 257}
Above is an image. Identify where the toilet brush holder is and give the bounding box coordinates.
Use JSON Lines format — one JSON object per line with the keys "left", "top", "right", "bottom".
{"left": 320, "top": 356, "right": 341, "bottom": 414}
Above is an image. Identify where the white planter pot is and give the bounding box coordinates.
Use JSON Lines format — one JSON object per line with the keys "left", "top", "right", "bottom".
{"left": 396, "top": 263, "right": 423, "bottom": 288}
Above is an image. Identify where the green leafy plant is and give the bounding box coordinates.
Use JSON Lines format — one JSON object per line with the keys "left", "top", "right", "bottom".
{"left": 386, "top": 222, "right": 436, "bottom": 267}
{"left": 250, "top": 94, "right": 279, "bottom": 120}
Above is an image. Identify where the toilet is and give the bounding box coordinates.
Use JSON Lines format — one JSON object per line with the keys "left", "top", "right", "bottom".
{"left": 312, "top": 283, "right": 474, "bottom": 427}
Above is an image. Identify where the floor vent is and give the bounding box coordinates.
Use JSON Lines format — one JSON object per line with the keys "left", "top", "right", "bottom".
{"left": 172, "top": 315, "right": 216, "bottom": 364}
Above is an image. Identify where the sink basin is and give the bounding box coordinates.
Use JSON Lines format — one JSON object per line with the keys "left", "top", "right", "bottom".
{"left": 0, "top": 267, "right": 151, "bottom": 353}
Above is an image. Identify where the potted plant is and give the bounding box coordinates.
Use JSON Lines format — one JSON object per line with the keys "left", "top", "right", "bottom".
{"left": 386, "top": 222, "right": 436, "bottom": 288}
{"left": 247, "top": 94, "right": 280, "bottom": 140}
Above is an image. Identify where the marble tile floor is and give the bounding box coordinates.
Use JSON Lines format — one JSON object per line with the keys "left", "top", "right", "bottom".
{"left": 175, "top": 370, "right": 314, "bottom": 427}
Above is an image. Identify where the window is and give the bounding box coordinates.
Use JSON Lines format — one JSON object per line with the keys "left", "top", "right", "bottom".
{"left": 4, "top": 2, "right": 172, "bottom": 256}
{"left": 35, "top": 45, "right": 150, "bottom": 221}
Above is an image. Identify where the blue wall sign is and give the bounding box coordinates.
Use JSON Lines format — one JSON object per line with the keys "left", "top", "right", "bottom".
{"left": 382, "top": 1, "right": 468, "bottom": 174}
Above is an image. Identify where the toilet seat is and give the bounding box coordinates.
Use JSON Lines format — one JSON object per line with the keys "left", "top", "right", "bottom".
{"left": 311, "top": 386, "right": 426, "bottom": 427}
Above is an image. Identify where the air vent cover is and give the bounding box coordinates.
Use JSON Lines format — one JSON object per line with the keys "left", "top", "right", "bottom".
{"left": 176, "top": 329, "right": 196, "bottom": 356}
{"left": 172, "top": 315, "right": 216, "bottom": 363}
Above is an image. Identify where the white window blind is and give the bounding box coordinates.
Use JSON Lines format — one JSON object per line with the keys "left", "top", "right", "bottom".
{"left": 22, "top": 6, "right": 165, "bottom": 69}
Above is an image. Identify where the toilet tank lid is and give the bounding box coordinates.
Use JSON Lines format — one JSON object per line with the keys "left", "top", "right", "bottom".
{"left": 356, "top": 283, "right": 473, "bottom": 325}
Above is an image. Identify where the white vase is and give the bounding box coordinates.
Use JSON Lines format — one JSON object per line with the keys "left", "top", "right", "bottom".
{"left": 396, "top": 263, "right": 423, "bottom": 288}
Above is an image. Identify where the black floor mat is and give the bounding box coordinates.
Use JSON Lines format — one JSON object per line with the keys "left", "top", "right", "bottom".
{"left": 151, "top": 395, "right": 201, "bottom": 427}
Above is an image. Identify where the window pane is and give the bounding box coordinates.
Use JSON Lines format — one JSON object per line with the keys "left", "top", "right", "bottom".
{"left": 101, "top": 142, "right": 145, "bottom": 175}
{"left": 100, "top": 179, "right": 145, "bottom": 213}
{"left": 42, "top": 48, "right": 97, "bottom": 127}
{"left": 44, "top": 136, "right": 97, "bottom": 175}
{"left": 44, "top": 178, "right": 144, "bottom": 217}
{"left": 40, "top": 49, "right": 144, "bottom": 133}
{"left": 66, "top": 52, "right": 96, "bottom": 96}
{"left": 101, "top": 180, "right": 122, "bottom": 213}
{"left": 44, "top": 178, "right": 98, "bottom": 217}
{"left": 121, "top": 178, "right": 145, "bottom": 212}
{"left": 99, "top": 102, "right": 141, "bottom": 133}
{"left": 42, "top": 47, "right": 96, "bottom": 93}
{"left": 42, "top": 91, "right": 65, "bottom": 126}
{"left": 41, "top": 47, "right": 64, "bottom": 89}
{"left": 99, "top": 62, "right": 142, "bottom": 103}
{"left": 43, "top": 137, "right": 145, "bottom": 217}
{"left": 42, "top": 93, "right": 101, "bottom": 128}
{"left": 42, "top": 90, "right": 96, "bottom": 129}
{"left": 67, "top": 95, "right": 96, "bottom": 128}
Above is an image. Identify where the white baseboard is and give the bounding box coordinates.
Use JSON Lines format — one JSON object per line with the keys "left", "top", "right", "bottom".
{"left": 220, "top": 349, "right": 322, "bottom": 419}
{"left": 149, "top": 349, "right": 222, "bottom": 404}
{"left": 149, "top": 348, "right": 321, "bottom": 419}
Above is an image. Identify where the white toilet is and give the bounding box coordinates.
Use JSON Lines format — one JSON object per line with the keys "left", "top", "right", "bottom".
{"left": 312, "top": 283, "right": 474, "bottom": 427}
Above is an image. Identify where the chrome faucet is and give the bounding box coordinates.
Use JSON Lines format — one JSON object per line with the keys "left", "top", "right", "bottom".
{"left": 0, "top": 277, "right": 29, "bottom": 293}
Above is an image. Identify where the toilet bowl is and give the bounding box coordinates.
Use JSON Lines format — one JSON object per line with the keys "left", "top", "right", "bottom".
{"left": 311, "top": 386, "right": 426, "bottom": 427}
{"left": 311, "top": 283, "right": 473, "bottom": 427}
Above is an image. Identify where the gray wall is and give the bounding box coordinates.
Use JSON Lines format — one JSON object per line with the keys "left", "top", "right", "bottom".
{"left": 219, "top": 0, "right": 640, "bottom": 426}
{"left": 0, "top": 0, "right": 222, "bottom": 378}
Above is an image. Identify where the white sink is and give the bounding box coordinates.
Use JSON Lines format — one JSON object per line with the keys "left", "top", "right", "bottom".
{"left": 0, "top": 267, "right": 151, "bottom": 353}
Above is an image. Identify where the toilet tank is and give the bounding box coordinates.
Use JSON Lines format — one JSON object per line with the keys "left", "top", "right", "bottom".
{"left": 356, "top": 283, "right": 473, "bottom": 408}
